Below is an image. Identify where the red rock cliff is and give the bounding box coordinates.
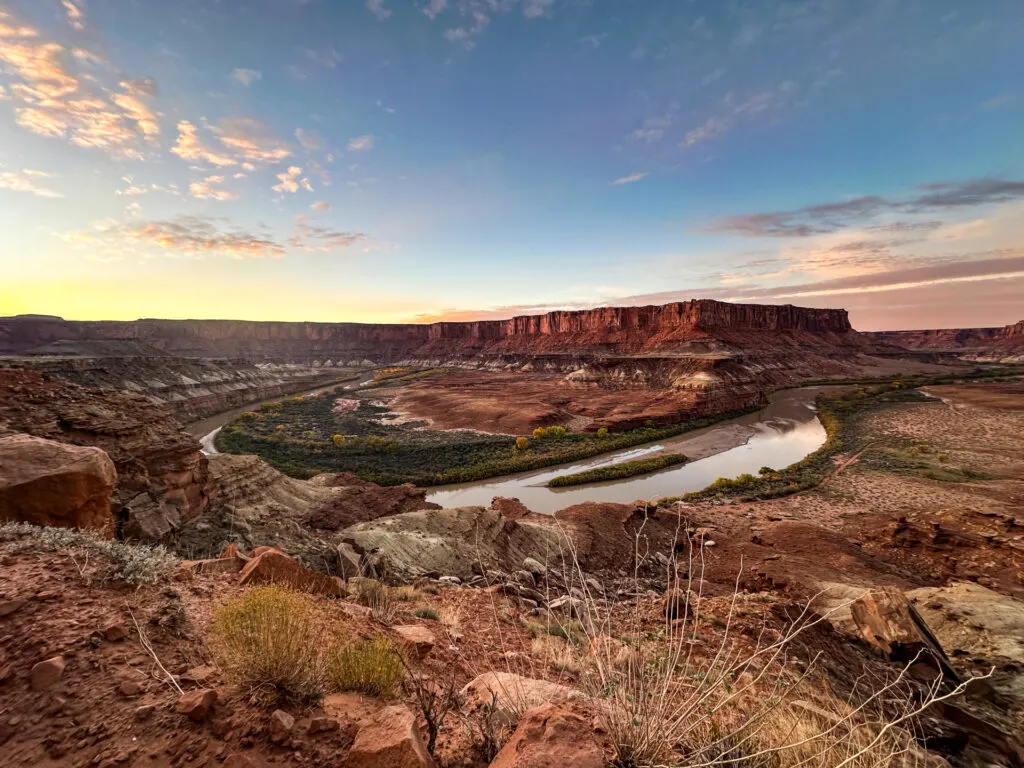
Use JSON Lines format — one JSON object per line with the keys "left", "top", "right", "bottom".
{"left": 1, "top": 300, "right": 856, "bottom": 363}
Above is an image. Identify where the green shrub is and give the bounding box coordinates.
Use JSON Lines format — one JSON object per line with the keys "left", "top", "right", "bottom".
{"left": 210, "top": 586, "right": 329, "bottom": 701}
{"left": 329, "top": 636, "right": 405, "bottom": 697}
{"left": 597, "top": 427, "right": 609, "bottom": 438}
{"left": 414, "top": 606, "right": 439, "bottom": 620}
{"left": 548, "top": 453, "right": 688, "bottom": 487}
{"left": 759, "top": 466, "right": 774, "bottom": 475}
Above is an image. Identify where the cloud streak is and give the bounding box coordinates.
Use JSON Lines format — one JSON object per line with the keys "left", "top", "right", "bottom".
{"left": 612, "top": 172, "right": 646, "bottom": 186}
{"left": 0, "top": 168, "right": 62, "bottom": 198}
{"left": 707, "top": 178, "right": 1024, "bottom": 237}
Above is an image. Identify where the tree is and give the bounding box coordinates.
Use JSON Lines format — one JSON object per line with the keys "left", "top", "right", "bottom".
{"left": 597, "top": 427, "right": 609, "bottom": 438}
{"left": 331, "top": 434, "right": 346, "bottom": 447}
{"left": 533, "top": 427, "right": 546, "bottom": 440}
{"left": 516, "top": 437, "right": 529, "bottom": 451}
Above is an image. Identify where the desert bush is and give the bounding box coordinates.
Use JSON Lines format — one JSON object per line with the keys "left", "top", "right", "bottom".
{"left": 597, "top": 427, "right": 609, "bottom": 438}
{"left": 329, "top": 636, "right": 405, "bottom": 697}
{"left": 355, "top": 579, "right": 397, "bottom": 623}
{"left": 209, "top": 585, "right": 329, "bottom": 701}
{"left": 331, "top": 434, "right": 346, "bottom": 447}
{"left": 392, "top": 585, "right": 422, "bottom": 602}
{"left": 759, "top": 465, "right": 775, "bottom": 475}
{"left": 515, "top": 436, "right": 529, "bottom": 451}
{"left": 414, "top": 605, "right": 439, "bottom": 620}
{"left": 0, "top": 522, "right": 178, "bottom": 585}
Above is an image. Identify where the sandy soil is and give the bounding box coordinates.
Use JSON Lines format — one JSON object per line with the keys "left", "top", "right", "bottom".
{"left": 389, "top": 371, "right": 708, "bottom": 434}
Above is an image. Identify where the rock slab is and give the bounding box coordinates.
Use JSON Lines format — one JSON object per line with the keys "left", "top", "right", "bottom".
{"left": 0, "top": 434, "right": 116, "bottom": 532}
{"left": 346, "top": 705, "right": 435, "bottom": 768}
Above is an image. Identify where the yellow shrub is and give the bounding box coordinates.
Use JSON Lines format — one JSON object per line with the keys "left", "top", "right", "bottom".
{"left": 329, "top": 636, "right": 405, "bottom": 697}
{"left": 209, "top": 586, "right": 329, "bottom": 701}
{"left": 515, "top": 437, "right": 530, "bottom": 451}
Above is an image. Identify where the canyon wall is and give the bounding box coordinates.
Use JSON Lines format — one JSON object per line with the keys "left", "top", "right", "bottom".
{"left": 865, "top": 319, "right": 1024, "bottom": 362}
{"left": 1, "top": 300, "right": 859, "bottom": 364}
{"left": 0, "top": 355, "right": 343, "bottom": 424}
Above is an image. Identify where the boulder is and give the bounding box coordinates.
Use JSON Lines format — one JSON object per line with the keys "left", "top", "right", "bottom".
{"left": 30, "top": 656, "right": 66, "bottom": 691}
{"left": 392, "top": 625, "right": 436, "bottom": 660}
{"left": 347, "top": 704, "right": 435, "bottom": 768}
{"left": 490, "top": 702, "right": 605, "bottom": 768}
{"left": 461, "top": 672, "right": 584, "bottom": 728}
{"left": 850, "top": 587, "right": 958, "bottom": 682}
{"left": 175, "top": 688, "right": 217, "bottom": 721}
{"left": 0, "top": 434, "right": 116, "bottom": 532}
{"left": 237, "top": 548, "right": 344, "bottom": 596}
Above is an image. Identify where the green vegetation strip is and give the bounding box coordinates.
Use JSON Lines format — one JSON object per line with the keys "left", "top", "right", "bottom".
{"left": 547, "top": 453, "right": 689, "bottom": 487}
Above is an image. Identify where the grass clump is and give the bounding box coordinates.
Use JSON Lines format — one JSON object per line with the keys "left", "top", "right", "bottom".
{"left": 0, "top": 522, "right": 178, "bottom": 585}
{"left": 547, "top": 453, "right": 688, "bottom": 487}
{"left": 329, "top": 636, "right": 405, "bottom": 697}
{"left": 209, "top": 585, "right": 329, "bottom": 702}
{"left": 414, "top": 606, "right": 440, "bottom": 620}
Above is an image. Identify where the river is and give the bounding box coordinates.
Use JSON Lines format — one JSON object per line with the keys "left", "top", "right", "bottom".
{"left": 424, "top": 387, "right": 830, "bottom": 513}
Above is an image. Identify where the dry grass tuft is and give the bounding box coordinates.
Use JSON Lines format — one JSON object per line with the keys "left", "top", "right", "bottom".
{"left": 210, "top": 585, "right": 330, "bottom": 702}
{"left": 329, "top": 635, "right": 405, "bottom": 698}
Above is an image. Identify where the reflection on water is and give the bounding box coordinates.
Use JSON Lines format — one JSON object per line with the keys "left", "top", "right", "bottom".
{"left": 426, "top": 387, "right": 830, "bottom": 514}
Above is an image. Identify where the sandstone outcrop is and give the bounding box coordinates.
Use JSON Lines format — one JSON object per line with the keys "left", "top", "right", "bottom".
{"left": 0, "top": 368, "right": 209, "bottom": 540}
{"left": 237, "top": 547, "right": 345, "bottom": 596}
{"left": 342, "top": 500, "right": 680, "bottom": 581}
{"left": 489, "top": 702, "right": 605, "bottom": 768}
{"left": 169, "top": 453, "right": 438, "bottom": 567}
{"left": 347, "top": 705, "right": 435, "bottom": 768}
{"left": 0, "top": 434, "right": 116, "bottom": 532}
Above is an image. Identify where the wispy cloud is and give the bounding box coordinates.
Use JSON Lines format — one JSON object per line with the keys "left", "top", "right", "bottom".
{"left": 272, "top": 166, "right": 313, "bottom": 194}
{"left": 347, "top": 134, "right": 375, "bottom": 151}
{"left": 628, "top": 114, "right": 672, "bottom": 144}
{"left": 423, "top": 0, "right": 447, "bottom": 19}
{"left": 61, "top": 0, "right": 85, "bottom": 31}
{"left": 304, "top": 47, "right": 341, "bottom": 68}
{"left": 311, "top": 200, "right": 331, "bottom": 211}
{"left": 707, "top": 178, "right": 1024, "bottom": 237}
{"left": 366, "top": 0, "right": 391, "bottom": 21}
{"left": 682, "top": 81, "right": 798, "bottom": 148}
{"left": 290, "top": 214, "right": 367, "bottom": 251}
{"left": 294, "top": 127, "right": 323, "bottom": 150}
{"left": 0, "top": 168, "right": 62, "bottom": 198}
{"left": 0, "top": 15, "right": 161, "bottom": 158}
{"left": 189, "top": 175, "right": 239, "bottom": 201}
{"left": 231, "top": 68, "right": 261, "bottom": 86}
{"left": 64, "top": 216, "right": 287, "bottom": 259}
{"left": 172, "top": 118, "right": 291, "bottom": 168}
{"left": 612, "top": 172, "right": 646, "bottom": 186}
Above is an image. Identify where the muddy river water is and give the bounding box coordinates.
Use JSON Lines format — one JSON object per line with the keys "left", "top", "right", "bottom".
{"left": 425, "top": 387, "right": 831, "bottom": 513}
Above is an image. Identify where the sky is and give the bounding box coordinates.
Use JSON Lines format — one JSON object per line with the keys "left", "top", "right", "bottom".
{"left": 0, "top": 0, "right": 1022, "bottom": 331}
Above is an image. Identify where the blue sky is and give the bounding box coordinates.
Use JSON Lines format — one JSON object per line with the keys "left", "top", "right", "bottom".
{"left": 1, "top": 0, "right": 1022, "bottom": 329}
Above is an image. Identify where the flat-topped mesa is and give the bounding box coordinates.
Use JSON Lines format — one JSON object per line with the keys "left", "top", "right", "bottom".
{"left": 430, "top": 301, "right": 852, "bottom": 340}
{"left": 1, "top": 300, "right": 858, "bottom": 363}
